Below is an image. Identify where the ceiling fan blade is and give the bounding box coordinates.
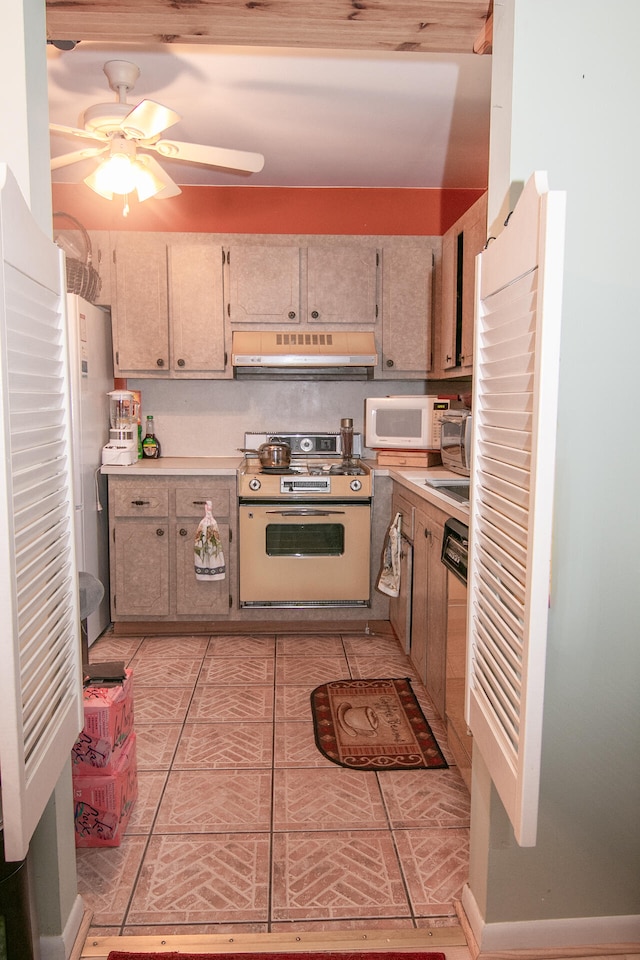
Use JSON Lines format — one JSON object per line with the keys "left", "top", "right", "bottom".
{"left": 50, "top": 122, "right": 108, "bottom": 142}
{"left": 136, "top": 155, "right": 182, "bottom": 199}
{"left": 152, "top": 139, "right": 265, "bottom": 174}
{"left": 51, "top": 146, "right": 109, "bottom": 170}
{"left": 119, "top": 99, "right": 181, "bottom": 140}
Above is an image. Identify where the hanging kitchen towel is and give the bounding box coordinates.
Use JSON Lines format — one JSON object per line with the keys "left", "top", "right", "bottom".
{"left": 194, "top": 500, "right": 225, "bottom": 581}
{"left": 377, "top": 511, "right": 402, "bottom": 597}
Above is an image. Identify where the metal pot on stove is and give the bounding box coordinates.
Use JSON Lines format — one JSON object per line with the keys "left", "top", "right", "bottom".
{"left": 238, "top": 442, "right": 291, "bottom": 469}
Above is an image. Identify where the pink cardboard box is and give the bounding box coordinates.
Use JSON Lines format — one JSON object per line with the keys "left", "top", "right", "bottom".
{"left": 71, "top": 669, "right": 134, "bottom": 774}
{"left": 73, "top": 732, "right": 138, "bottom": 847}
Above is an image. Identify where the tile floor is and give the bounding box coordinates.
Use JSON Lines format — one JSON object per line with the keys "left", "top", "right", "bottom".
{"left": 79, "top": 626, "right": 470, "bottom": 937}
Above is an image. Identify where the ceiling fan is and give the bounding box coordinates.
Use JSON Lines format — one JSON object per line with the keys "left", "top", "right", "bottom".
{"left": 50, "top": 59, "right": 265, "bottom": 205}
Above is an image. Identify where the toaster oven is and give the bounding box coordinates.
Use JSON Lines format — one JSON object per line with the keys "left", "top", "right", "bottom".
{"left": 440, "top": 411, "right": 472, "bottom": 476}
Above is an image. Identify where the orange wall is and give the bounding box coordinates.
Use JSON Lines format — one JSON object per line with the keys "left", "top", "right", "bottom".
{"left": 52, "top": 184, "right": 484, "bottom": 236}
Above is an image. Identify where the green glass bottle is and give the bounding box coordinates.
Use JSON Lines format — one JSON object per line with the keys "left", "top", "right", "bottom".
{"left": 141, "top": 415, "right": 161, "bottom": 458}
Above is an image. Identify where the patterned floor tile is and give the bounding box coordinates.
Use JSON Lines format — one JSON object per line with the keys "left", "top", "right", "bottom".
{"left": 126, "top": 833, "right": 270, "bottom": 924}
{"left": 76, "top": 836, "right": 147, "bottom": 925}
{"left": 206, "top": 635, "right": 276, "bottom": 658}
{"left": 89, "top": 635, "right": 144, "bottom": 664}
{"left": 187, "top": 685, "right": 274, "bottom": 722}
{"left": 133, "top": 686, "right": 194, "bottom": 723}
{"left": 198, "top": 657, "right": 275, "bottom": 685}
{"left": 137, "top": 636, "right": 210, "bottom": 658}
{"left": 270, "top": 917, "right": 415, "bottom": 931}
{"left": 378, "top": 768, "right": 471, "bottom": 828}
{"left": 273, "top": 767, "right": 388, "bottom": 831}
{"left": 127, "top": 770, "right": 169, "bottom": 833}
{"left": 348, "top": 655, "right": 420, "bottom": 682}
{"left": 276, "top": 634, "right": 345, "bottom": 657}
{"left": 174, "top": 722, "right": 273, "bottom": 768}
{"left": 135, "top": 723, "right": 182, "bottom": 770}
{"left": 343, "top": 634, "right": 406, "bottom": 658}
{"left": 274, "top": 721, "right": 335, "bottom": 768}
{"left": 271, "top": 830, "right": 410, "bottom": 920}
{"left": 275, "top": 656, "right": 349, "bottom": 686}
{"left": 128, "top": 656, "right": 202, "bottom": 687}
{"left": 393, "top": 827, "right": 469, "bottom": 916}
{"left": 275, "top": 684, "right": 316, "bottom": 720}
{"left": 155, "top": 770, "right": 272, "bottom": 832}
{"left": 123, "top": 922, "right": 269, "bottom": 935}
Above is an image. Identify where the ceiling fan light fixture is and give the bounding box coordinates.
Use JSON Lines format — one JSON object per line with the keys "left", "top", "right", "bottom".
{"left": 83, "top": 136, "right": 165, "bottom": 203}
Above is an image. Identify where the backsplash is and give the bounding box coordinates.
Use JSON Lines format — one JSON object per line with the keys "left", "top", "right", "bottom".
{"left": 129, "top": 378, "right": 464, "bottom": 457}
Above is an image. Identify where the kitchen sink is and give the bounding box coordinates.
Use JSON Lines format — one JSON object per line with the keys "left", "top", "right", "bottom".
{"left": 423, "top": 477, "right": 470, "bottom": 504}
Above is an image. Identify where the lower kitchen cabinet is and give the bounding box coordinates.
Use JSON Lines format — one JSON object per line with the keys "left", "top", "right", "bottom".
{"left": 389, "top": 484, "right": 448, "bottom": 720}
{"left": 108, "top": 476, "right": 235, "bottom": 621}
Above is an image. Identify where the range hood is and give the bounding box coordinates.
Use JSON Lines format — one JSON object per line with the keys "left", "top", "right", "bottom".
{"left": 232, "top": 330, "right": 378, "bottom": 380}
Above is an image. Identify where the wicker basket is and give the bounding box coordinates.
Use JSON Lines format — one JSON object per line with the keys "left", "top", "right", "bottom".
{"left": 53, "top": 211, "right": 102, "bottom": 303}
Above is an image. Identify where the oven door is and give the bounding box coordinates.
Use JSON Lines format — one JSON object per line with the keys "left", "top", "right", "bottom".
{"left": 239, "top": 500, "right": 371, "bottom": 606}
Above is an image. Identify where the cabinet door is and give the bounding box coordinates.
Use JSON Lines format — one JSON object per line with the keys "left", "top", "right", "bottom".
{"left": 169, "top": 242, "right": 226, "bottom": 375}
{"left": 409, "top": 503, "right": 447, "bottom": 719}
{"left": 112, "top": 233, "right": 169, "bottom": 375}
{"left": 440, "top": 230, "right": 458, "bottom": 373}
{"left": 175, "top": 519, "right": 231, "bottom": 615}
{"left": 438, "top": 193, "right": 487, "bottom": 376}
{"left": 112, "top": 521, "right": 170, "bottom": 617}
{"left": 306, "top": 245, "right": 379, "bottom": 325}
{"left": 381, "top": 245, "right": 433, "bottom": 376}
{"left": 409, "top": 511, "right": 429, "bottom": 684}
{"left": 459, "top": 199, "right": 487, "bottom": 370}
{"left": 425, "top": 513, "right": 447, "bottom": 719}
{"left": 225, "top": 245, "right": 301, "bottom": 323}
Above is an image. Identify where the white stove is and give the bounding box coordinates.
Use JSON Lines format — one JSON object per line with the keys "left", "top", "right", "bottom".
{"left": 238, "top": 431, "right": 372, "bottom": 499}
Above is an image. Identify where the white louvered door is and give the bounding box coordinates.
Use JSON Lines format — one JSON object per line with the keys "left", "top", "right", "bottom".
{"left": 467, "top": 172, "right": 566, "bottom": 846}
{"left": 0, "top": 165, "right": 83, "bottom": 861}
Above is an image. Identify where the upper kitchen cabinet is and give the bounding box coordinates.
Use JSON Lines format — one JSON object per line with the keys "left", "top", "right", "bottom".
{"left": 435, "top": 192, "right": 488, "bottom": 378}
{"left": 224, "top": 239, "right": 379, "bottom": 328}
{"left": 380, "top": 240, "right": 437, "bottom": 378}
{"left": 112, "top": 232, "right": 227, "bottom": 378}
{"left": 224, "top": 244, "right": 301, "bottom": 323}
{"left": 306, "top": 245, "right": 379, "bottom": 325}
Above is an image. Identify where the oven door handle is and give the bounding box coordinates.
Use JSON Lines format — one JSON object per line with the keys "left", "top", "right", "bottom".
{"left": 265, "top": 509, "right": 346, "bottom": 517}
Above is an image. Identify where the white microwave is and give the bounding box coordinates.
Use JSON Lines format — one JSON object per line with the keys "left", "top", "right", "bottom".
{"left": 364, "top": 395, "right": 451, "bottom": 450}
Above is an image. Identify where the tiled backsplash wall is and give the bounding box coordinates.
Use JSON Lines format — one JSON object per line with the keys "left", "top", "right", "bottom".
{"left": 129, "top": 378, "right": 464, "bottom": 457}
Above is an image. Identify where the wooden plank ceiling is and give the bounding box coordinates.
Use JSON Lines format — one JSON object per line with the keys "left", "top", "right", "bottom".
{"left": 45, "top": 0, "right": 493, "bottom": 55}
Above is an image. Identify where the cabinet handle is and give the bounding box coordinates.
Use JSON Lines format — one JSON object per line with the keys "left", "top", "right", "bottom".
{"left": 131, "top": 499, "right": 150, "bottom": 506}
{"left": 156, "top": 528, "right": 165, "bottom": 536}
{"left": 424, "top": 528, "right": 431, "bottom": 539}
{"left": 177, "top": 358, "right": 185, "bottom": 367}
{"left": 445, "top": 355, "right": 453, "bottom": 363}
{"left": 311, "top": 310, "right": 319, "bottom": 319}
{"left": 192, "top": 500, "right": 207, "bottom": 505}
{"left": 179, "top": 528, "right": 188, "bottom": 536}
{"left": 288, "top": 311, "right": 296, "bottom": 319}
{"left": 156, "top": 358, "right": 165, "bottom": 367}
{"left": 386, "top": 358, "right": 394, "bottom": 368}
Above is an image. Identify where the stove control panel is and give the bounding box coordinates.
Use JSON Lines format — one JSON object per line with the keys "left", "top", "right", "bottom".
{"left": 280, "top": 476, "right": 332, "bottom": 494}
{"left": 244, "top": 431, "right": 362, "bottom": 458}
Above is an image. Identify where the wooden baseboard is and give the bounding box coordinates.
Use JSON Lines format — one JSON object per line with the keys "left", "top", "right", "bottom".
{"left": 111, "top": 619, "right": 396, "bottom": 637}
{"left": 454, "top": 899, "right": 640, "bottom": 960}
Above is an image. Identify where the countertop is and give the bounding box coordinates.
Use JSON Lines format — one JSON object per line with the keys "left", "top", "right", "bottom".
{"left": 101, "top": 457, "right": 240, "bottom": 476}
{"left": 101, "top": 457, "right": 470, "bottom": 521}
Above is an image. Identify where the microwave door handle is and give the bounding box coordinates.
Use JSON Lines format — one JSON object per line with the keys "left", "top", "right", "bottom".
{"left": 265, "top": 509, "right": 346, "bottom": 517}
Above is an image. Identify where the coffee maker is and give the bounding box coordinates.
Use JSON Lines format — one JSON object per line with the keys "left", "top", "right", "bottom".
{"left": 101, "top": 390, "right": 139, "bottom": 465}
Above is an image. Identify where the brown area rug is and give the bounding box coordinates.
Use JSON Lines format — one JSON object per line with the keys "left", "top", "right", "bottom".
{"left": 108, "top": 953, "right": 446, "bottom": 960}
{"left": 311, "top": 678, "right": 448, "bottom": 770}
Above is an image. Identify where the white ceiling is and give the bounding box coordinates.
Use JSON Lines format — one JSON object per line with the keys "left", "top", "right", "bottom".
{"left": 47, "top": 41, "right": 492, "bottom": 191}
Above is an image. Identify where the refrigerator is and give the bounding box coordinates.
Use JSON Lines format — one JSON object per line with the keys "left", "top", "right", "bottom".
{"left": 66, "top": 294, "right": 113, "bottom": 645}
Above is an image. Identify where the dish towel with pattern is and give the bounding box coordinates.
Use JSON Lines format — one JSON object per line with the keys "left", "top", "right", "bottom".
{"left": 194, "top": 499, "right": 225, "bottom": 580}
{"left": 377, "top": 511, "right": 402, "bottom": 597}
